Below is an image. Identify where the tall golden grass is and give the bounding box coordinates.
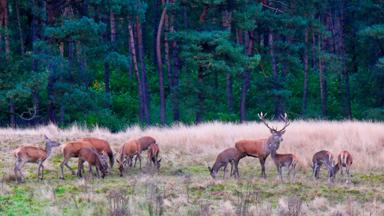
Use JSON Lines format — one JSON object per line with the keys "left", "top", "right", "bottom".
{"left": 0, "top": 120, "right": 383, "bottom": 171}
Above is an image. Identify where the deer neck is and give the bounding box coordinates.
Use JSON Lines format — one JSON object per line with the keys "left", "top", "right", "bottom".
{"left": 45, "top": 144, "right": 55, "bottom": 158}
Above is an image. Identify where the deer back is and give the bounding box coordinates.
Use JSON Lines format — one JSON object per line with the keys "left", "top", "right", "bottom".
{"left": 137, "top": 136, "right": 156, "bottom": 151}
{"left": 120, "top": 139, "right": 140, "bottom": 158}
{"left": 338, "top": 151, "right": 353, "bottom": 166}
{"left": 235, "top": 139, "right": 269, "bottom": 157}
{"left": 78, "top": 137, "right": 113, "bottom": 154}
{"left": 13, "top": 146, "right": 47, "bottom": 162}
{"left": 62, "top": 141, "right": 93, "bottom": 158}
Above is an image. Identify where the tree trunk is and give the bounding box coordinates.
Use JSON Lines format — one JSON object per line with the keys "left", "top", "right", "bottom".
{"left": 171, "top": 39, "right": 180, "bottom": 121}
{"left": 240, "top": 31, "right": 254, "bottom": 122}
{"left": 302, "top": 28, "right": 309, "bottom": 116}
{"left": 9, "top": 97, "right": 15, "bottom": 128}
{"left": 156, "top": 6, "right": 167, "bottom": 124}
{"left": 47, "top": 63, "right": 56, "bottom": 123}
{"left": 318, "top": 35, "right": 327, "bottom": 117}
{"left": 196, "top": 65, "right": 204, "bottom": 124}
{"left": 136, "top": 16, "right": 150, "bottom": 124}
{"left": 110, "top": 11, "right": 116, "bottom": 44}
{"left": 128, "top": 21, "right": 145, "bottom": 123}
{"left": 269, "top": 32, "right": 284, "bottom": 119}
{"left": 0, "top": 0, "right": 10, "bottom": 61}
{"left": 14, "top": 0, "right": 24, "bottom": 54}
{"left": 226, "top": 73, "right": 234, "bottom": 113}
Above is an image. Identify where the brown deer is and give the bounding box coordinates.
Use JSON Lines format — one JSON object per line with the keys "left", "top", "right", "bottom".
{"left": 77, "top": 147, "right": 109, "bottom": 178}
{"left": 337, "top": 150, "right": 353, "bottom": 183}
{"left": 311, "top": 150, "right": 338, "bottom": 183}
{"left": 208, "top": 148, "right": 244, "bottom": 179}
{"left": 147, "top": 143, "right": 161, "bottom": 171}
{"left": 13, "top": 135, "right": 61, "bottom": 182}
{"left": 77, "top": 137, "right": 114, "bottom": 168}
{"left": 235, "top": 112, "right": 290, "bottom": 178}
{"left": 116, "top": 139, "right": 142, "bottom": 177}
{"left": 60, "top": 140, "right": 94, "bottom": 179}
{"left": 268, "top": 146, "right": 298, "bottom": 182}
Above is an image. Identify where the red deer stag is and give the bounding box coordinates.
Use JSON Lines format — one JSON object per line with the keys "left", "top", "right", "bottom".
{"left": 268, "top": 146, "right": 298, "bottom": 182}
{"left": 77, "top": 147, "right": 109, "bottom": 178}
{"left": 235, "top": 112, "right": 290, "bottom": 178}
{"left": 13, "top": 135, "right": 61, "bottom": 182}
{"left": 208, "top": 148, "right": 244, "bottom": 179}
{"left": 147, "top": 143, "right": 161, "bottom": 171}
{"left": 77, "top": 137, "right": 114, "bottom": 168}
{"left": 337, "top": 150, "right": 353, "bottom": 183}
{"left": 312, "top": 150, "right": 338, "bottom": 183}
{"left": 116, "top": 139, "right": 141, "bottom": 177}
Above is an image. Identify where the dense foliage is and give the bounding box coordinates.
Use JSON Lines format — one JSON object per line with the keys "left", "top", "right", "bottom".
{"left": 0, "top": 0, "right": 383, "bottom": 130}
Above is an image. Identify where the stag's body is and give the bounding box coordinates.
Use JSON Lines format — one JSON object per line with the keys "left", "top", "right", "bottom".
{"left": 235, "top": 112, "right": 290, "bottom": 178}
{"left": 312, "top": 150, "right": 337, "bottom": 183}
{"left": 147, "top": 143, "right": 161, "bottom": 171}
{"left": 270, "top": 150, "right": 298, "bottom": 182}
{"left": 337, "top": 150, "right": 353, "bottom": 183}
{"left": 77, "top": 137, "right": 114, "bottom": 168}
{"left": 137, "top": 136, "right": 156, "bottom": 152}
{"left": 78, "top": 147, "right": 109, "bottom": 178}
{"left": 60, "top": 140, "right": 94, "bottom": 179}
{"left": 209, "top": 148, "right": 243, "bottom": 179}
{"left": 13, "top": 136, "right": 60, "bottom": 182}
{"left": 117, "top": 139, "right": 141, "bottom": 176}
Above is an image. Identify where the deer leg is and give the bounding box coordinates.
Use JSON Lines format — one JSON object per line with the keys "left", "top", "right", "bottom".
{"left": 259, "top": 158, "right": 266, "bottom": 178}
{"left": 14, "top": 159, "right": 22, "bottom": 182}
{"left": 278, "top": 166, "right": 283, "bottom": 182}
{"left": 235, "top": 160, "right": 240, "bottom": 178}
{"left": 346, "top": 167, "right": 351, "bottom": 183}
{"left": 88, "top": 165, "right": 93, "bottom": 178}
{"left": 17, "top": 160, "right": 27, "bottom": 182}
{"left": 223, "top": 163, "right": 228, "bottom": 179}
{"left": 138, "top": 154, "right": 142, "bottom": 170}
{"left": 60, "top": 157, "right": 75, "bottom": 179}
{"left": 229, "top": 161, "right": 234, "bottom": 177}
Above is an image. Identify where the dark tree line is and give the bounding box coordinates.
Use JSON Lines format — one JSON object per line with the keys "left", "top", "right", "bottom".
{"left": 0, "top": 0, "right": 383, "bottom": 130}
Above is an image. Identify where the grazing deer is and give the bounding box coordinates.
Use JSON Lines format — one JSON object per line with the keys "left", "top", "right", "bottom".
{"left": 312, "top": 150, "right": 338, "bottom": 183}
{"left": 208, "top": 148, "right": 244, "bottom": 179}
{"left": 13, "top": 135, "right": 61, "bottom": 182}
{"left": 337, "top": 150, "right": 353, "bottom": 183}
{"left": 60, "top": 140, "right": 94, "bottom": 179}
{"left": 77, "top": 137, "right": 114, "bottom": 168}
{"left": 147, "top": 143, "right": 161, "bottom": 171}
{"left": 77, "top": 147, "right": 109, "bottom": 178}
{"left": 116, "top": 139, "right": 142, "bottom": 177}
{"left": 269, "top": 147, "right": 298, "bottom": 182}
{"left": 235, "top": 112, "right": 290, "bottom": 178}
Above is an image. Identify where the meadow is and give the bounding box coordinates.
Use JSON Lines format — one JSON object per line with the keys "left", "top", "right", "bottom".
{"left": 0, "top": 121, "right": 384, "bottom": 215}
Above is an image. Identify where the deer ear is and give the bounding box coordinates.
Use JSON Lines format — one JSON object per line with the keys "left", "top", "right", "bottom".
{"left": 208, "top": 166, "right": 212, "bottom": 172}
{"left": 280, "top": 130, "right": 286, "bottom": 134}
{"left": 44, "top": 135, "right": 49, "bottom": 140}
{"left": 157, "top": 158, "right": 162, "bottom": 163}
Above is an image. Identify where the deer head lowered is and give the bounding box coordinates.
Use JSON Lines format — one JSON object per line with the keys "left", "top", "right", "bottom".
{"left": 235, "top": 112, "right": 290, "bottom": 178}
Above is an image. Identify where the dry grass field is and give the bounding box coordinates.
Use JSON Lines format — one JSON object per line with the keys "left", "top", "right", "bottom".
{"left": 0, "top": 121, "right": 384, "bottom": 215}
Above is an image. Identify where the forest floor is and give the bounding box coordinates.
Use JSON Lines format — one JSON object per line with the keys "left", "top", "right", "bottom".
{"left": 0, "top": 121, "right": 383, "bottom": 215}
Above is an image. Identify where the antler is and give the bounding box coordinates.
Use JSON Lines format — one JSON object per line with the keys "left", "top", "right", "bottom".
{"left": 258, "top": 112, "right": 276, "bottom": 132}
{"left": 278, "top": 113, "right": 290, "bottom": 132}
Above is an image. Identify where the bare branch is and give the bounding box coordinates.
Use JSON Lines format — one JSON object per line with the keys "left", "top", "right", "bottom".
{"left": 1, "top": 105, "right": 38, "bottom": 121}
{"left": 261, "top": 3, "right": 285, "bottom": 14}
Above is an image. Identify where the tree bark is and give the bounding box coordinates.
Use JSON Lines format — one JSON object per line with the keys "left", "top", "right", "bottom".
{"left": 156, "top": 6, "right": 167, "bottom": 124}
{"left": 196, "top": 65, "right": 204, "bottom": 124}
{"left": 240, "top": 31, "right": 254, "bottom": 122}
{"left": 128, "top": 21, "right": 145, "bottom": 123}
{"left": 9, "top": 97, "right": 15, "bottom": 128}
{"left": 14, "top": 0, "right": 24, "bottom": 54}
{"left": 318, "top": 35, "right": 327, "bottom": 117}
{"left": 269, "top": 32, "right": 284, "bottom": 119}
{"left": 136, "top": 16, "right": 150, "bottom": 124}
{"left": 0, "top": 0, "right": 10, "bottom": 62}
{"left": 302, "top": 28, "right": 309, "bottom": 116}
{"left": 226, "top": 73, "right": 234, "bottom": 113}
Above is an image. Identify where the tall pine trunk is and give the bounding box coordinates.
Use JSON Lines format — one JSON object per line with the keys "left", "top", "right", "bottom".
{"left": 136, "top": 16, "right": 150, "bottom": 124}
{"left": 156, "top": 6, "right": 167, "bottom": 124}
{"left": 128, "top": 21, "right": 145, "bottom": 123}
{"left": 302, "top": 28, "right": 309, "bottom": 116}
{"left": 269, "top": 31, "right": 284, "bottom": 119}
{"left": 14, "top": 0, "right": 24, "bottom": 54}
{"left": 240, "top": 31, "right": 254, "bottom": 122}
{"left": 318, "top": 35, "right": 327, "bottom": 117}
{"left": 196, "top": 65, "right": 204, "bottom": 123}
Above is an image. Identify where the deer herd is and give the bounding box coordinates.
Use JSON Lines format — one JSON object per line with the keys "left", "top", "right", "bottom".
{"left": 11, "top": 113, "right": 353, "bottom": 184}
